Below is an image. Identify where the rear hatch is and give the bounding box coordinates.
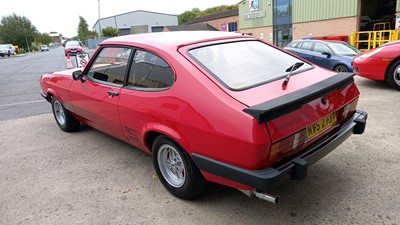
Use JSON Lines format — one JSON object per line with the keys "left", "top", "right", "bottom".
{"left": 182, "top": 38, "right": 360, "bottom": 164}
{"left": 231, "top": 69, "right": 360, "bottom": 163}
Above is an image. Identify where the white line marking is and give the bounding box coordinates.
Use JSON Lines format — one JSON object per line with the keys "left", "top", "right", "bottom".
{"left": 0, "top": 99, "right": 46, "bottom": 107}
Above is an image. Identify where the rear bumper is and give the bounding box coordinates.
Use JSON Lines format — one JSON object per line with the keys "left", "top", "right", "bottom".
{"left": 192, "top": 110, "right": 367, "bottom": 192}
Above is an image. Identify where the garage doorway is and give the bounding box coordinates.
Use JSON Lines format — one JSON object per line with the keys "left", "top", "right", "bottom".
{"left": 360, "top": 0, "right": 396, "bottom": 31}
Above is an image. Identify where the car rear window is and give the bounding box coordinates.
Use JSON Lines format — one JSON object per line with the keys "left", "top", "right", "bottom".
{"left": 66, "top": 41, "right": 80, "bottom": 47}
{"left": 189, "top": 40, "right": 312, "bottom": 90}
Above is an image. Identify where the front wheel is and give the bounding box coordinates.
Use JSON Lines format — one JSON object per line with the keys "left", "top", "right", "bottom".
{"left": 387, "top": 60, "right": 400, "bottom": 91}
{"left": 51, "top": 96, "right": 80, "bottom": 132}
{"left": 152, "top": 135, "right": 207, "bottom": 199}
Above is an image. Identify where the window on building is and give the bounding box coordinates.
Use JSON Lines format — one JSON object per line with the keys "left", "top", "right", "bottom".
{"left": 274, "top": 0, "right": 290, "bottom": 16}
{"left": 87, "top": 47, "right": 132, "bottom": 85}
{"left": 227, "top": 22, "right": 238, "bottom": 32}
{"left": 128, "top": 50, "right": 174, "bottom": 89}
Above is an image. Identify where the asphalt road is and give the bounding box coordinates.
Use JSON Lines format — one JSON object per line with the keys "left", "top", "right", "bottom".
{"left": 0, "top": 47, "right": 91, "bottom": 120}
{"left": 0, "top": 49, "right": 399, "bottom": 224}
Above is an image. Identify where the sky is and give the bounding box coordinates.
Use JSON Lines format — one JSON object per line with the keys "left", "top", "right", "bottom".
{"left": 1, "top": 0, "right": 241, "bottom": 38}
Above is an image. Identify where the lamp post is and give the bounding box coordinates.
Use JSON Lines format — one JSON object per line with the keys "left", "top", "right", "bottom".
{"left": 98, "top": 0, "right": 102, "bottom": 38}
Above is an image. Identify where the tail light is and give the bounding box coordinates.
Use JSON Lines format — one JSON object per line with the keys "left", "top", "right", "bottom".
{"left": 338, "top": 99, "right": 358, "bottom": 121}
{"left": 270, "top": 130, "right": 306, "bottom": 161}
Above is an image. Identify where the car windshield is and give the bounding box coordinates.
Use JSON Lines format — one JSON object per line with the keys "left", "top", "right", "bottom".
{"left": 327, "top": 42, "right": 360, "bottom": 55}
{"left": 189, "top": 40, "right": 313, "bottom": 90}
{"left": 66, "top": 41, "right": 80, "bottom": 47}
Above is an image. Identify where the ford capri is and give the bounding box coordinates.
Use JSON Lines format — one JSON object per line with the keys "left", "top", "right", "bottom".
{"left": 40, "top": 31, "right": 367, "bottom": 204}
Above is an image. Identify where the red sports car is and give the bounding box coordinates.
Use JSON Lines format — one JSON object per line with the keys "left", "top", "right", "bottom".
{"left": 40, "top": 31, "right": 367, "bottom": 204}
{"left": 64, "top": 40, "right": 83, "bottom": 56}
{"left": 352, "top": 40, "right": 400, "bottom": 90}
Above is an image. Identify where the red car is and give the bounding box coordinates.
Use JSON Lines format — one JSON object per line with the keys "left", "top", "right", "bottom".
{"left": 40, "top": 31, "right": 367, "bottom": 204}
{"left": 64, "top": 40, "right": 83, "bottom": 56}
{"left": 352, "top": 40, "right": 400, "bottom": 90}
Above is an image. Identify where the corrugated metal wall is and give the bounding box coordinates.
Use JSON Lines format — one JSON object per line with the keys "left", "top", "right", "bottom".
{"left": 292, "top": 0, "right": 359, "bottom": 23}
{"left": 397, "top": 0, "right": 400, "bottom": 11}
{"left": 239, "top": 0, "right": 273, "bottom": 29}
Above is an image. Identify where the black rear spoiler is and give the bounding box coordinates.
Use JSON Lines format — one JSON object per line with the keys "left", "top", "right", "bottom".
{"left": 243, "top": 72, "right": 355, "bottom": 123}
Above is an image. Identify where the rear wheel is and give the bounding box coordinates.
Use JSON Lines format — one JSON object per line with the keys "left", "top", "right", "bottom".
{"left": 152, "top": 135, "right": 207, "bottom": 199}
{"left": 387, "top": 60, "right": 400, "bottom": 91}
{"left": 51, "top": 96, "right": 80, "bottom": 132}
{"left": 333, "top": 65, "right": 348, "bottom": 72}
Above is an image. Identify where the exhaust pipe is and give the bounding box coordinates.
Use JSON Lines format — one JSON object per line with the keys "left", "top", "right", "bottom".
{"left": 238, "top": 189, "right": 279, "bottom": 204}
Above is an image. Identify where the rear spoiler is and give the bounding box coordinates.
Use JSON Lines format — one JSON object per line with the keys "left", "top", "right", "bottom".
{"left": 243, "top": 72, "right": 355, "bottom": 123}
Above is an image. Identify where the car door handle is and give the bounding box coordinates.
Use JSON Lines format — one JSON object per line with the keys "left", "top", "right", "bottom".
{"left": 107, "top": 90, "right": 119, "bottom": 96}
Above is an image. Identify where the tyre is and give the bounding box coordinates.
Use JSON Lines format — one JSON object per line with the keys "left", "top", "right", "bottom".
{"left": 7, "top": 51, "right": 10, "bottom": 57}
{"left": 387, "top": 60, "right": 400, "bottom": 91}
{"left": 152, "top": 135, "right": 207, "bottom": 199}
{"left": 333, "top": 65, "right": 348, "bottom": 72}
{"left": 51, "top": 96, "right": 80, "bottom": 132}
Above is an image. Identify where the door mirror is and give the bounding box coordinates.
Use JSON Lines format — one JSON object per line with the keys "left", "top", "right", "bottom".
{"left": 72, "top": 70, "right": 84, "bottom": 82}
{"left": 321, "top": 51, "right": 331, "bottom": 57}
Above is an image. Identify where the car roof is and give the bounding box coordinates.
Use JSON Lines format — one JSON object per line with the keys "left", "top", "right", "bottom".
{"left": 290, "top": 39, "right": 347, "bottom": 45}
{"left": 100, "top": 31, "right": 252, "bottom": 48}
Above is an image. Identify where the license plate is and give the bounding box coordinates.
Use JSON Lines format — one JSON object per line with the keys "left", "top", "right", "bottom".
{"left": 306, "top": 112, "right": 337, "bottom": 139}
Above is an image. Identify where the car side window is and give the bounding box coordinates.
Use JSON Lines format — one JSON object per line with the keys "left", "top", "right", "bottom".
{"left": 299, "top": 42, "right": 313, "bottom": 51}
{"left": 87, "top": 47, "right": 132, "bottom": 85}
{"left": 287, "top": 42, "right": 299, "bottom": 48}
{"left": 314, "top": 43, "right": 330, "bottom": 53}
{"left": 128, "top": 50, "right": 174, "bottom": 89}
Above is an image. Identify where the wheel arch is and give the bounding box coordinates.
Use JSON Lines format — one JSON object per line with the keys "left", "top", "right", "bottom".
{"left": 384, "top": 56, "right": 400, "bottom": 81}
{"left": 43, "top": 88, "right": 61, "bottom": 102}
{"left": 143, "top": 125, "right": 188, "bottom": 154}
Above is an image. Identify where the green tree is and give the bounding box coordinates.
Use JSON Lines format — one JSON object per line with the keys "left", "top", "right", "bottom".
{"left": 77, "top": 16, "right": 91, "bottom": 43}
{"left": 178, "top": 4, "right": 238, "bottom": 25}
{"left": 87, "top": 30, "right": 99, "bottom": 39}
{"left": 102, "top": 26, "right": 119, "bottom": 37}
{"left": 178, "top": 8, "right": 201, "bottom": 24}
{"left": 0, "top": 13, "right": 38, "bottom": 51}
{"left": 35, "top": 33, "right": 53, "bottom": 45}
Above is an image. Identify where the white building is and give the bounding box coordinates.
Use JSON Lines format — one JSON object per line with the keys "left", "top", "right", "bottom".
{"left": 92, "top": 10, "right": 178, "bottom": 36}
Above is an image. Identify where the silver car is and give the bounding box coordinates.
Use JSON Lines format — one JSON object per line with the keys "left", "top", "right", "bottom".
{"left": 0, "top": 44, "right": 16, "bottom": 57}
{"left": 40, "top": 45, "right": 50, "bottom": 52}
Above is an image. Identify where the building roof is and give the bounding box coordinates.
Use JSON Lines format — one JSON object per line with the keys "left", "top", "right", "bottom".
{"left": 93, "top": 10, "right": 177, "bottom": 28}
{"left": 185, "top": 9, "right": 239, "bottom": 25}
{"left": 164, "top": 24, "right": 219, "bottom": 32}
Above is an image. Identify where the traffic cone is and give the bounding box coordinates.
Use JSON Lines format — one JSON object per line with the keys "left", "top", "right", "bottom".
{"left": 66, "top": 53, "right": 73, "bottom": 69}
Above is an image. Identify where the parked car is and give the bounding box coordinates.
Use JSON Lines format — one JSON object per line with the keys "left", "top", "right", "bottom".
{"left": 284, "top": 40, "right": 361, "bottom": 72}
{"left": 64, "top": 40, "right": 82, "bottom": 56}
{"left": 352, "top": 40, "right": 400, "bottom": 90}
{"left": 40, "top": 45, "right": 50, "bottom": 51}
{"left": 0, "top": 44, "right": 16, "bottom": 57}
{"left": 39, "top": 31, "right": 367, "bottom": 203}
